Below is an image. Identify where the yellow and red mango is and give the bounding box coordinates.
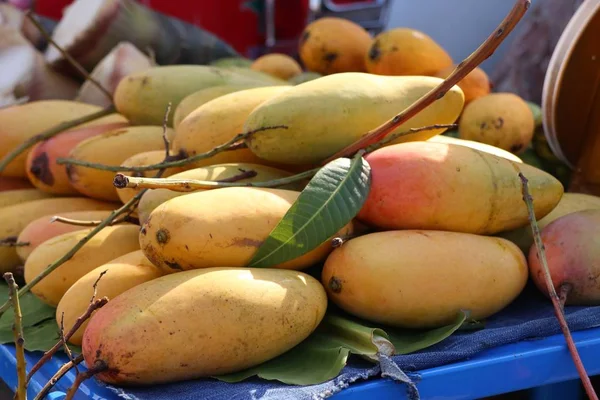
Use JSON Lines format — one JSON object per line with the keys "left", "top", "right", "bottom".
{"left": 356, "top": 141, "right": 564, "bottom": 235}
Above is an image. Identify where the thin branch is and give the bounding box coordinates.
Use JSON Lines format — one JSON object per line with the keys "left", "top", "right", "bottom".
{"left": 0, "top": 105, "right": 116, "bottom": 175}
{"left": 60, "top": 313, "right": 79, "bottom": 375}
{"left": 162, "top": 102, "right": 172, "bottom": 159}
{"left": 56, "top": 125, "right": 288, "bottom": 173}
{"left": 114, "top": 166, "right": 319, "bottom": 192}
{"left": 0, "top": 237, "right": 30, "bottom": 247}
{"left": 33, "top": 355, "right": 84, "bottom": 400}
{"left": 321, "top": 0, "right": 531, "bottom": 164}
{"left": 216, "top": 169, "right": 258, "bottom": 183}
{"left": 50, "top": 216, "right": 101, "bottom": 227}
{"left": 26, "top": 297, "right": 108, "bottom": 383}
{"left": 519, "top": 173, "right": 599, "bottom": 400}
{"left": 64, "top": 361, "right": 108, "bottom": 400}
{"left": 90, "top": 270, "right": 107, "bottom": 303}
{"left": 24, "top": 10, "right": 113, "bottom": 102}
{"left": 3, "top": 273, "right": 26, "bottom": 400}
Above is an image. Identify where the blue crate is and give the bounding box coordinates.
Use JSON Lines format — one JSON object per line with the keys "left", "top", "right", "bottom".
{"left": 1, "top": 326, "right": 599, "bottom": 399}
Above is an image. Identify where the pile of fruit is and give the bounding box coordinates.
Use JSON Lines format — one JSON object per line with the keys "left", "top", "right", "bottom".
{"left": 1, "top": 1, "right": 599, "bottom": 392}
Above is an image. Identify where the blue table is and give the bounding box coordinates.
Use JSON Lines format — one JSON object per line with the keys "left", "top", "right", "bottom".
{"left": 1, "top": 327, "right": 599, "bottom": 400}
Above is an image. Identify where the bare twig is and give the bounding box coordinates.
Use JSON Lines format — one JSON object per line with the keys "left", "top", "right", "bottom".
{"left": 162, "top": 102, "right": 172, "bottom": 159}
{"left": 519, "top": 173, "right": 599, "bottom": 400}
{"left": 33, "top": 355, "right": 84, "bottom": 400}
{"left": 56, "top": 125, "right": 288, "bottom": 173}
{"left": 24, "top": 10, "right": 113, "bottom": 102}
{"left": 114, "top": 166, "right": 319, "bottom": 192}
{"left": 0, "top": 105, "right": 116, "bottom": 175}
{"left": 216, "top": 169, "right": 258, "bottom": 183}
{"left": 321, "top": 0, "right": 531, "bottom": 164}
{"left": 50, "top": 216, "right": 102, "bottom": 227}
{"left": 26, "top": 297, "right": 109, "bottom": 383}
{"left": 90, "top": 270, "right": 107, "bottom": 303}
{"left": 3, "top": 273, "right": 26, "bottom": 400}
{"left": 64, "top": 361, "right": 108, "bottom": 400}
{"left": 0, "top": 237, "right": 30, "bottom": 247}
{"left": 59, "top": 313, "right": 79, "bottom": 375}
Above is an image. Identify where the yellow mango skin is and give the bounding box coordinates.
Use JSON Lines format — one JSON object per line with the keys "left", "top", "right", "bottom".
{"left": 56, "top": 250, "right": 163, "bottom": 346}
{"left": 113, "top": 65, "right": 288, "bottom": 126}
{"left": 82, "top": 267, "right": 327, "bottom": 385}
{"left": 24, "top": 225, "right": 141, "bottom": 307}
{"left": 140, "top": 187, "right": 354, "bottom": 273}
{"left": 499, "top": 192, "right": 600, "bottom": 253}
{"left": 172, "top": 86, "right": 294, "bottom": 170}
{"left": 244, "top": 73, "right": 465, "bottom": 165}
{"left": 0, "top": 189, "right": 54, "bottom": 208}
{"left": 0, "top": 197, "right": 117, "bottom": 274}
{"left": 322, "top": 230, "right": 528, "bottom": 329}
{"left": 357, "top": 142, "right": 564, "bottom": 235}
{"left": 66, "top": 126, "right": 176, "bottom": 202}
{"left": 428, "top": 135, "right": 523, "bottom": 163}
{"left": 137, "top": 163, "right": 303, "bottom": 225}
{"left": 0, "top": 100, "right": 128, "bottom": 177}
{"left": 172, "top": 83, "right": 267, "bottom": 130}
{"left": 116, "top": 151, "right": 186, "bottom": 205}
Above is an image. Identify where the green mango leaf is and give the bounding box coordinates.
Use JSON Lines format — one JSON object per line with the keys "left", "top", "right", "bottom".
{"left": 0, "top": 282, "right": 78, "bottom": 354}
{"left": 248, "top": 155, "right": 371, "bottom": 268}
{"left": 214, "top": 311, "right": 466, "bottom": 385}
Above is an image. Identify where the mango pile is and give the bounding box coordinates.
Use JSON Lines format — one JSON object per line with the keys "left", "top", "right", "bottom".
{"left": 1, "top": 11, "right": 599, "bottom": 390}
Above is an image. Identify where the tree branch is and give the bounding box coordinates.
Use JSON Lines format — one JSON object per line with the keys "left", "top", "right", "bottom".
{"left": 3, "top": 273, "right": 26, "bottom": 400}
{"left": 33, "top": 355, "right": 84, "bottom": 400}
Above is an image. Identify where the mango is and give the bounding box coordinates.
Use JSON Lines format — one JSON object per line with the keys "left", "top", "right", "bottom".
{"left": 427, "top": 135, "right": 523, "bottom": 163}
{"left": 56, "top": 250, "right": 163, "bottom": 346}
{"left": 16, "top": 210, "right": 128, "bottom": 262}
{"left": 458, "top": 93, "right": 534, "bottom": 154}
{"left": 210, "top": 57, "right": 253, "bottom": 68}
{"left": 66, "top": 126, "right": 176, "bottom": 202}
{"left": 25, "top": 122, "right": 129, "bottom": 195}
{"left": 116, "top": 151, "right": 186, "bottom": 205}
{"left": 434, "top": 65, "right": 490, "bottom": 104}
{"left": 365, "top": 28, "right": 453, "bottom": 76}
{"left": 0, "top": 189, "right": 54, "bottom": 208}
{"left": 244, "top": 73, "right": 465, "bottom": 165}
{"left": 529, "top": 210, "right": 600, "bottom": 305}
{"left": 82, "top": 267, "right": 327, "bottom": 385}
{"left": 172, "top": 83, "right": 265, "bottom": 130}
{"left": 24, "top": 224, "right": 141, "bottom": 306}
{"left": 0, "top": 197, "right": 117, "bottom": 273}
{"left": 298, "top": 17, "right": 372, "bottom": 74}
{"left": 288, "top": 71, "right": 322, "bottom": 85}
{"left": 0, "top": 177, "right": 34, "bottom": 191}
{"left": 356, "top": 141, "right": 564, "bottom": 235}
{"left": 113, "top": 65, "right": 288, "bottom": 126}
{"left": 251, "top": 53, "right": 302, "bottom": 80}
{"left": 172, "top": 86, "right": 294, "bottom": 169}
{"left": 136, "top": 163, "right": 303, "bottom": 225}
{"left": 322, "top": 230, "right": 528, "bottom": 328}
{"left": 501, "top": 192, "right": 600, "bottom": 253}
{"left": 140, "top": 187, "right": 355, "bottom": 273}
{"left": 0, "top": 100, "right": 128, "bottom": 177}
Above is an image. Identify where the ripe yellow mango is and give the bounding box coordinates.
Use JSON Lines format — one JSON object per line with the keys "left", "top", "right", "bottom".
{"left": 116, "top": 151, "right": 186, "bottom": 205}
{"left": 140, "top": 187, "right": 355, "bottom": 273}
{"left": 0, "top": 197, "right": 117, "bottom": 274}
{"left": 244, "top": 73, "right": 465, "bottom": 165}
{"left": 24, "top": 225, "right": 141, "bottom": 306}
{"left": 16, "top": 210, "right": 129, "bottom": 261}
{"left": 357, "top": 141, "right": 564, "bottom": 235}
{"left": 428, "top": 135, "right": 523, "bottom": 163}
{"left": 82, "top": 267, "right": 327, "bottom": 385}
{"left": 66, "top": 126, "right": 176, "bottom": 202}
{"left": 172, "top": 86, "right": 293, "bottom": 170}
{"left": 0, "top": 189, "right": 54, "bottom": 208}
{"left": 0, "top": 100, "right": 127, "bottom": 177}
{"left": 113, "top": 65, "right": 288, "bottom": 126}
{"left": 56, "top": 250, "right": 163, "bottom": 346}
{"left": 322, "top": 230, "right": 528, "bottom": 328}
{"left": 499, "top": 192, "right": 600, "bottom": 253}
{"left": 136, "top": 163, "right": 303, "bottom": 225}
{"left": 172, "top": 83, "right": 267, "bottom": 130}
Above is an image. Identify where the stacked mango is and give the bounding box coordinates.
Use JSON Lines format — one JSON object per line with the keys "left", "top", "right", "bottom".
{"left": 0, "top": 15, "right": 599, "bottom": 389}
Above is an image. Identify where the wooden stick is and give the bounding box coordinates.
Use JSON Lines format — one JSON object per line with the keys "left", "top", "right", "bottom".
{"left": 519, "top": 173, "right": 598, "bottom": 400}
{"left": 33, "top": 355, "right": 83, "bottom": 400}
{"left": 3, "top": 273, "right": 26, "bottom": 400}
{"left": 321, "top": 0, "right": 532, "bottom": 164}
{"left": 63, "top": 361, "right": 107, "bottom": 400}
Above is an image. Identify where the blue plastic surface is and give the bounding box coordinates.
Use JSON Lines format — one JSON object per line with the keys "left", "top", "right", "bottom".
{"left": 1, "top": 327, "right": 599, "bottom": 400}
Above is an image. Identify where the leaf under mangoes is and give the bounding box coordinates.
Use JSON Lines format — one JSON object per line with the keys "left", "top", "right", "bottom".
{"left": 214, "top": 311, "right": 467, "bottom": 385}
{"left": 248, "top": 155, "right": 371, "bottom": 268}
